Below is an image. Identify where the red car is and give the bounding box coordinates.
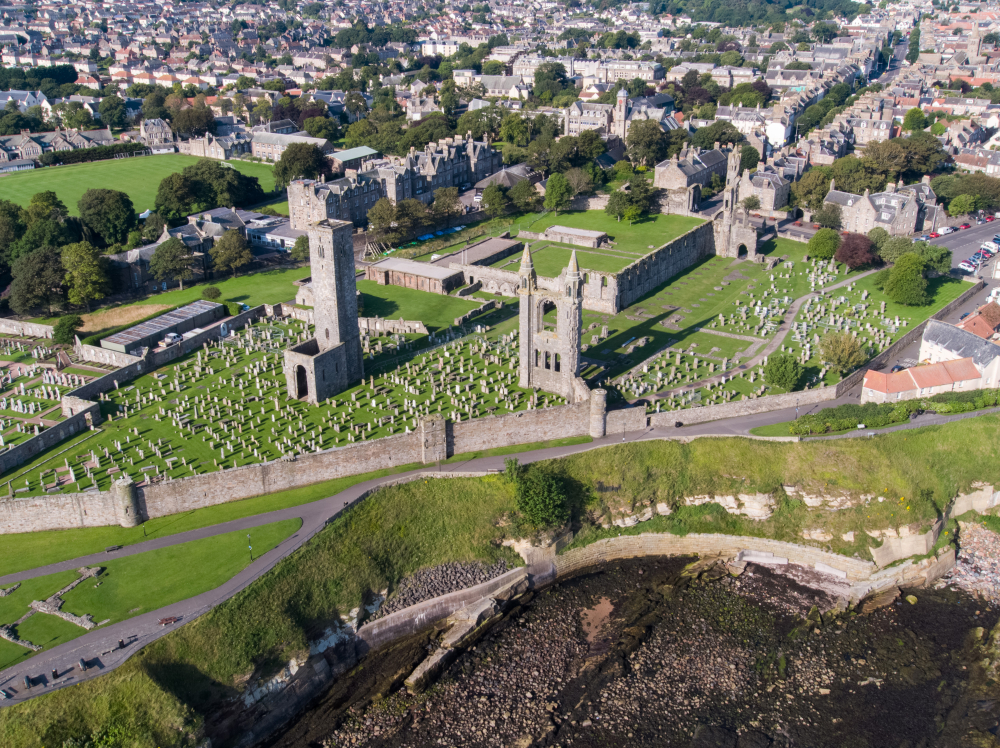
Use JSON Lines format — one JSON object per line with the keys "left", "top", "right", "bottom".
{"left": 959, "top": 223, "right": 972, "bottom": 229}
{"left": 928, "top": 232, "right": 941, "bottom": 238}
{"left": 988, "top": 216, "right": 997, "bottom": 222}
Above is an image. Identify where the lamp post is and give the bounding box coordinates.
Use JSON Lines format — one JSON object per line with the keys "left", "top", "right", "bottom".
{"left": 248, "top": 533, "right": 252, "bottom": 563}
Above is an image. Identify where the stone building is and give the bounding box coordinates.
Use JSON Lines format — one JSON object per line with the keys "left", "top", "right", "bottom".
{"left": 737, "top": 163, "right": 791, "bottom": 216}
{"left": 861, "top": 358, "right": 982, "bottom": 403}
{"left": 712, "top": 147, "right": 760, "bottom": 260}
{"left": 251, "top": 131, "right": 334, "bottom": 162}
{"left": 283, "top": 218, "right": 364, "bottom": 405}
{"left": 289, "top": 172, "right": 387, "bottom": 227}
{"left": 178, "top": 131, "right": 252, "bottom": 160}
{"left": 139, "top": 118, "right": 173, "bottom": 147}
{"left": 0, "top": 127, "right": 114, "bottom": 161}
{"left": 518, "top": 245, "right": 584, "bottom": 402}
{"left": 364, "top": 257, "right": 464, "bottom": 294}
{"left": 653, "top": 146, "right": 728, "bottom": 214}
{"left": 563, "top": 89, "right": 676, "bottom": 140}
{"left": 823, "top": 176, "right": 941, "bottom": 236}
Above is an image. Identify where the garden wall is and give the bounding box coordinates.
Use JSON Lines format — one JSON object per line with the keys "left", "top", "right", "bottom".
{"left": 648, "top": 386, "right": 835, "bottom": 427}
{"left": 0, "top": 319, "right": 54, "bottom": 339}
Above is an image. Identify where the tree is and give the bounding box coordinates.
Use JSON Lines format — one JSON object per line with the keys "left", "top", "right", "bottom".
{"left": 605, "top": 190, "right": 630, "bottom": 222}
{"left": 763, "top": 352, "right": 802, "bottom": 391}
{"left": 172, "top": 106, "right": 217, "bottom": 137}
{"left": 834, "top": 233, "right": 876, "bottom": 269}
{"left": 0, "top": 199, "right": 26, "bottom": 271}
{"left": 913, "top": 242, "right": 952, "bottom": 274}
{"left": 623, "top": 205, "right": 642, "bottom": 225}
{"left": 515, "top": 465, "right": 568, "bottom": 528}
{"left": 393, "top": 199, "right": 429, "bottom": 239}
{"left": 26, "top": 191, "right": 68, "bottom": 226}
{"left": 61, "top": 241, "right": 109, "bottom": 311}
{"left": 97, "top": 95, "right": 127, "bottom": 130}
{"left": 902, "top": 107, "right": 927, "bottom": 132}
{"left": 867, "top": 227, "right": 890, "bottom": 253}
{"left": 155, "top": 172, "right": 196, "bottom": 220}
{"left": 53, "top": 314, "right": 83, "bottom": 345}
{"left": 77, "top": 189, "right": 136, "bottom": 247}
{"left": 741, "top": 195, "right": 761, "bottom": 217}
{"left": 884, "top": 253, "right": 929, "bottom": 305}
{"left": 367, "top": 198, "right": 396, "bottom": 241}
{"left": 9, "top": 246, "right": 65, "bottom": 315}
{"left": 576, "top": 129, "right": 605, "bottom": 161}
{"left": 691, "top": 120, "right": 742, "bottom": 150}
{"left": 274, "top": 143, "right": 328, "bottom": 188}
{"left": 820, "top": 332, "right": 868, "bottom": 374}
{"left": 813, "top": 203, "right": 842, "bottom": 229}
{"left": 564, "top": 167, "right": 593, "bottom": 196}
{"left": 149, "top": 237, "right": 194, "bottom": 290}
{"left": 808, "top": 228, "right": 841, "bottom": 260}
{"left": 202, "top": 286, "right": 221, "bottom": 300}
{"left": 291, "top": 235, "right": 310, "bottom": 262}
{"left": 211, "top": 229, "right": 253, "bottom": 277}
{"left": 626, "top": 119, "right": 666, "bottom": 166}
{"left": 500, "top": 112, "right": 530, "bottom": 146}
{"left": 509, "top": 178, "right": 540, "bottom": 213}
{"left": 739, "top": 145, "right": 760, "bottom": 174}
{"left": 543, "top": 173, "right": 573, "bottom": 215}
{"left": 431, "top": 187, "right": 461, "bottom": 222}
{"left": 949, "top": 194, "right": 978, "bottom": 216}
{"left": 879, "top": 236, "right": 915, "bottom": 264}
{"left": 481, "top": 184, "right": 509, "bottom": 219}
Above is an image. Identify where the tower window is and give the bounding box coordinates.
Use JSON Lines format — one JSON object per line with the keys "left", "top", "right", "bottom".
{"left": 325, "top": 328, "right": 330, "bottom": 340}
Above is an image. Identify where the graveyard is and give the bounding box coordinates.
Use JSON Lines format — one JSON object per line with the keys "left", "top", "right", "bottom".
{"left": 0, "top": 312, "right": 562, "bottom": 499}
{"left": 612, "top": 244, "right": 969, "bottom": 409}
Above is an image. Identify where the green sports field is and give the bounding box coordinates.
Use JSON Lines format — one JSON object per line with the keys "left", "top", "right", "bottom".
{"left": 0, "top": 155, "right": 277, "bottom": 215}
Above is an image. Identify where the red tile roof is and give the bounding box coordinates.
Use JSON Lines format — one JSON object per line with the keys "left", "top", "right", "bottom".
{"left": 957, "top": 315, "right": 995, "bottom": 339}
{"left": 863, "top": 358, "right": 980, "bottom": 395}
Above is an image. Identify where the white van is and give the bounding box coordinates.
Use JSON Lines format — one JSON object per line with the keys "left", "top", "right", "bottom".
{"left": 988, "top": 288, "right": 1000, "bottom": 305}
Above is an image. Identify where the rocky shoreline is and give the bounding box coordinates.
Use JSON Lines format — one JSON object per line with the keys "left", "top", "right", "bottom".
{"left": 271, "top": 553, "right": 1000, "bottom": 748}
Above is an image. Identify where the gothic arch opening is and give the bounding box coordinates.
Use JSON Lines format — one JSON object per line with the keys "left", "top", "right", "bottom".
{"left": 737, "top": 244, "right": 748, "bottom": 259}
{"left": 539, "top": 300, "right": 557, "bottom": 332}
{"left": 295, "top": 365, "right": 309, "bottom": 399}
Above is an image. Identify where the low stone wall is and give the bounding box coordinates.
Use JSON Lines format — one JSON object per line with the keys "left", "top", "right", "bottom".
{"left": 0, "top": 489, "right": 119, "bottom": 534}
{"left": 606, "top": 405, "right": 648, "bottom": 434}
{"left": 569, "top": 194, "right": 611, "bottom": 211}
{"left": 0, "top": 318, "right": 54, "bottom": 339}
{"left": 358, "top": 317, "right": 428, "bottom": 335}
{"left": 75, "top": 342, "right": 144, "bottom": 369}
{"left": 453, "top": 299, "right": 498, "bottom": 327}
{"left": 0, "top": 402, "right": 100, "bottom": 478}
{"left": 649, "top": 386, "right": 835, "bottom": 427}
{"left": 67, "top": 360, "right": 147, "bottom": 402}
{"left": 449, "top": 401, "right": 590, "bottom": 455}
{"left": 357, "top": 567, "right": 528, "bottom": 652}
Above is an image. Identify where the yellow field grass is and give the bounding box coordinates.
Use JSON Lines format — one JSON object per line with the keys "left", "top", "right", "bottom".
{"left": 79, "top": 304, "right": 174, "bottom": 333}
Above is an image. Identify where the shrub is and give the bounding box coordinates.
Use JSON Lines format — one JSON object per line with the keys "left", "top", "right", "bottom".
{"left": 871, "top": 268, "right": 891, "bottom": 291}
{"left": 225, "top": 302, "right": 242, "bottom": 317}
{"left": 515, "top": 465, "right": 569, "bottom": 528}
{"left": 808, "top": 228, "right": 840, "bottom": 260}
{"left": 834, "top": 232, "right": 876, "bottom": 269}
{"left": 763, "top": 352, "right": 802, "bottom": 391}
{"left": 202, "top": 286, "right": 221, "bottom": 300}
{"left": 53, "top": 315, "right": 84, "bottom": 345}
{"left": 819, "top": 332, "right": 869, "bottom": 374}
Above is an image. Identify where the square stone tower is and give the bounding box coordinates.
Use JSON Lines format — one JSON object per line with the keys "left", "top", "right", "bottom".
{"left": 517, "top": 245, "right": 583, "bottom": 402}
{"left": 713, "top": 146, "right": 760, "bottom": 259}
{"left": 284, "top": 218, "right": 364, "bottom": 404}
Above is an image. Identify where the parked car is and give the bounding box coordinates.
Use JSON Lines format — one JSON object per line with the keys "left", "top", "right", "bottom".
{"left": 158, "top": 332, "right": 182, "bottom": 347}
{"left": 793, "top": 220, "right": 803, "bottom": 226}
{"left": 914, "top": 235, "right": 931, "bottom": 242}
{"left": 959, "top": 223, "right": 972, "bottom": 229}
{"left": 929, "top": 232, "right": 941, "bottom": 238}
{"left": 988, "top": 215, "right": 997, "bottom": 222}
{"left": 812, "top": 223, "right": 821, "bottom": 229}
{"left": 980, "top": 247, "right": 996, "bottom": 258}
{"left": 890, "top": 365, "right": 905, "bottom": 373}
{"left": 0, "top": 689, "right": 8, "bottom": 700}
{"left": 940, "top": 226, "right": 957, "bottom": 234}
{"left": 958, "top": 261, "right": 977, "bottom": 273}
{"left": 977, "top": 218, "right": 987, "bottom": 224}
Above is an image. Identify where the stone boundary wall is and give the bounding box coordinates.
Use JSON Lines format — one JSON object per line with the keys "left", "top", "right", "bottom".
{"left": 649, "top": 386, "right": 835, "bottom": 427}
{"left": 606, "top": 405, "right": 648, "bottom": 434}
{"left": 0, "top": 487, "right": 119, "bottom": 533}
{"left": 569, "top": 194, "right": 611, "bottom": 211}
{"left": 616, "top": 222, "right": 715, "bottom": 312}
{"left": 357, "top": 568, "right": 528, "bottom": 651}
{"left": 68, "top": 361, "right": 148, "bottom": 402}
{"left": 452, "top": 299, "right": 499, "bottom": 327}
{"left": 449, "top": 401, "right": 590, "bottom": 454}
{"left": 0, "top": 318, "right": 54, "bottom": 339}
{"left": 0, "top": 401, "right": 100, "bottom": 478}
{"left": 358, "top": 317, "right": 428, "bottom": 335}
{"left": 75, "top": 343, "right": 143, "bottom": 369}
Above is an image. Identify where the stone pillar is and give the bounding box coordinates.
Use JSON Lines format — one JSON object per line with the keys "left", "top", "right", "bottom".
{"left": 418, "top": 415, "right": 447, "bottom": 463}
{"left": 589, "top": 389, "right": 607, "bottom": 439}
{"left": 112, "top": 475, "right": 142, "bottom": 527}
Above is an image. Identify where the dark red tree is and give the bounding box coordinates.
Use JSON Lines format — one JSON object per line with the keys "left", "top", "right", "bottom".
{"left": 835, "top": 232, "right": 877, "bottom": 269}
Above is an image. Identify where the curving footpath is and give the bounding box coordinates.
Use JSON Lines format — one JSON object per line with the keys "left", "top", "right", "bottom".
{"left": 1, "top": 404, "right": 998, "bottom": 707}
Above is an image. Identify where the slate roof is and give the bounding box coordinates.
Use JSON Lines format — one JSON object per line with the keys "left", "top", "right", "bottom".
{"left": 922, "top": 319, "right": 1000, "bottom": 368}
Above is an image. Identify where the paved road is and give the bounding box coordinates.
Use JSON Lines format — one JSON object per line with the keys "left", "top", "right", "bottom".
{"left": 877, "top": 40, "right": 908, "bottom": 84}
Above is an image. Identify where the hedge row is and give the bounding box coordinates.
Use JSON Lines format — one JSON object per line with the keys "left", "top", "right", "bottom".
{"left": 789, "top": 388, "right": 1000, "bottom": 435}
{"left": 38, "top": 142, "right": 151, "bottom": 167}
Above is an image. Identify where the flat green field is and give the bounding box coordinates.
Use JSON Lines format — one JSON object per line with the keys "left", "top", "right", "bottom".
{"left": 529, "top": 211, "right": 705, "bottom": 254}
{"left": 0, "top": 155, "right": 276, "bottom": 215}
{"left": 357, "top": 280, "right": 480, "bottom": 330}
{"left": 0, "top": 519, "right": 299, "bottom": 670}
{"left": 33, "top": 266, "right": 312, "bottom": 325}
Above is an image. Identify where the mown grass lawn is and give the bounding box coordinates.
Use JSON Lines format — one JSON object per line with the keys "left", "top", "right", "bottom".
{"left": 0, "top": 519, "right": 299, "bottom": 671}
{"left": 0, "top": 155, "right": 276, "bottom": 215}
{"left": 528, "top": 211, "right": 705, "bottom": 254}
{"left": 357, "top": 279, "right": 480, "bottom": 330}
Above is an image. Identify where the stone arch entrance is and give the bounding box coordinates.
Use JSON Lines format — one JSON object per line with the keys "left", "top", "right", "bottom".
{"left": 295, "top": 365, "right": 308, "bottom": 399}
{"left": 737, "top": 244, "right": 748, "bottom": 259}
